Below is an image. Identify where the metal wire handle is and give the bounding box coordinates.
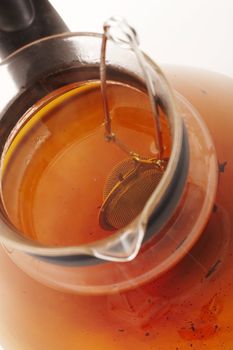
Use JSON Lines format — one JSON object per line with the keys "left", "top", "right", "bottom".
{"left": 100, "top": 16, "right": 164, "bottom": 161}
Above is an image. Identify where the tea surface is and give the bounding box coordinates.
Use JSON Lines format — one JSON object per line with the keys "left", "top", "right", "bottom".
{"left": 1, "top": 81, "right": 170, "bottom": 246}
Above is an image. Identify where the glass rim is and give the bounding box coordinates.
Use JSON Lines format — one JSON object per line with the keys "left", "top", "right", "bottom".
{"left": 0, "top": 31, "right": 184, "bottom": 263}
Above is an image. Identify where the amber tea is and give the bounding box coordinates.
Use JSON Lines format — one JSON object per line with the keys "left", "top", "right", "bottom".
{"left": 1, "top": 81, "right": 171, "bottom": 247}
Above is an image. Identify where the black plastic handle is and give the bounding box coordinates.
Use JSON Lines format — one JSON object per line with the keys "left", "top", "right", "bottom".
{"left": 0, "top": 0, "right": 35, "bottom": 32}
{"left": 0, "top": 0, "right": 69, "bottom": 59}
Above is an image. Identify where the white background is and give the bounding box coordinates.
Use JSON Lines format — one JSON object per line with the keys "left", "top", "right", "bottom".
{"left": 50, "top": 0, "right": 233, "bottom": 78}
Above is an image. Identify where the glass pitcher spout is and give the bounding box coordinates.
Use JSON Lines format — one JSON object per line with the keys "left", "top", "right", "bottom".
{"left": 92, "top": 219, "right": 145, "bottom": 262}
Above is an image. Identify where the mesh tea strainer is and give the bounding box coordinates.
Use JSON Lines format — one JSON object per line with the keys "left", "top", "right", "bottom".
{"left": 98, "top": 17, "right": 168, "bottom": 231}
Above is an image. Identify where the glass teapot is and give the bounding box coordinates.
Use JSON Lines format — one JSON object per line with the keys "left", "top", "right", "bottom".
{"left": 0, "top": 1, "right": 232, "bottom": 349}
